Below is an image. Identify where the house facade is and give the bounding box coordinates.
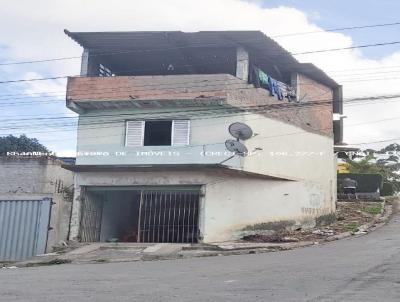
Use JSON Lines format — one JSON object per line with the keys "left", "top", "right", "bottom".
{"left": 64, "top": 30, "right": 343, "bottom": 243}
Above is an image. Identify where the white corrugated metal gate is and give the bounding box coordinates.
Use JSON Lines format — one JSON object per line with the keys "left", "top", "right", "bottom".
{"left": 0, "top": 199, "right": 51, "bottom": 261}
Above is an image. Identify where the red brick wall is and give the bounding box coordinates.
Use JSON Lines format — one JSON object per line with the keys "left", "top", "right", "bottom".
{"left": 67, "top": 73, "right": 334, "bottom": 137}
{"left": 296, "top": 74, "right": 333, "bottom": 136}
{"left": 66, "top": 74, "right": 249, "bottom": 102}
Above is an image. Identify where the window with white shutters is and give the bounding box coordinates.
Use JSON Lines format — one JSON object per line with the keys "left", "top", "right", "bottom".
{"left": 125, "top": 120, "right": 190, "bottom": 147}
{"left": 125, "top": 121, "right": 145, "bottom": 146}
{"left": 172, "top": 120, "right": 190, "bottom": 146}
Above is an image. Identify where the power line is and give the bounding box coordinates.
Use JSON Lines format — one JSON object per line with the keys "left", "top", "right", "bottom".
{"left": 1, "top": 94, "right": 399, "bottom": 135}
{"left": 1, "top": 66, "right": 400, "bottom": 98}
{"left": 340, "top": 76, "right": 400, "bottom": 83}
{"left": 1, "top": 30, "right": 400, "bottom": 69}
{"left": 2, "top": 40, "right": 400, "bottom": 84}
{"left": 0, "top": 92, "right": 381, "bottom": 123}
{"left": 2, "top": 62, "right": 400, "bottom": 100}
{"left": 327, "top": 64, "right": 400, "bottom": 74}
{"left": 352, "top": 137, "right": 400, "bottom": 146}
{"left": 332, "top": 69, "right": 400, "bottom": 78}
{"left": 2, "top": 65, "right": 400, "bottom": 99}
{"left": 1, "top": 77, "right": 400, "bottom": 110}
{"left": 0, "top": 76, "right": 70, "bottom": 84}
{"left": 0, "top": 100, "right": 344, "bottom": 133}
{"left": 4, "top": 112, "right": 400, "bottom": 154}
{"left": 0, "top": 97, "right": 338, "bottom": 128}
{"left": 0, "top": 77, "right": 254, "bottom": 98}
{"left": 273, "top": 21, "right": 400, "bottom": 38}
{"left": 292, "top": 40, "right": 400, "bottom": 55}
{"left": 1, "top": 83, "right": 399, "bottom": 115}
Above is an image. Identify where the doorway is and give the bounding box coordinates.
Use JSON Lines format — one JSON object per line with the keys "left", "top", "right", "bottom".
{"left": 79, "top": 187, "right": 200, "bottom": 243}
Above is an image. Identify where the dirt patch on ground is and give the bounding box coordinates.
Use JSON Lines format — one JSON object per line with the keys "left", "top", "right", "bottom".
{"left": 243, "top": 201, "right": 384, "bottom": 243}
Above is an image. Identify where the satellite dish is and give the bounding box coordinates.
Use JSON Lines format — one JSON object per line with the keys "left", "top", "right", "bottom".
{"left": 225, "top": 139, "right": 248, "bottom": 156}
{"left": 229, "top": 122, "right": 253, "bottom": 140}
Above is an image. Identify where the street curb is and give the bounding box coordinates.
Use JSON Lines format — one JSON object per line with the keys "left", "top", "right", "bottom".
{"left": 9, "top": 200, "right": 396, "bottom": 267}
{"left": 320, "top": 201, "right": 392, "bottom": 244}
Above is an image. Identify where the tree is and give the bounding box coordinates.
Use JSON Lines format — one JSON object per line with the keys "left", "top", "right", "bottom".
{"left": 0, "top": 134, "right": 51, "bottom": 155}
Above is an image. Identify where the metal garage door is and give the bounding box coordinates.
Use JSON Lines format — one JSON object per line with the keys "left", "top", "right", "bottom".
{"left": 79, "top": 191, "right": 105, "bottom": 242}
{"left": 0, "top": 199, "right": 51, "bottom": 261}
{"left": 138, "top": 190, "right": 200, "bottom": 243}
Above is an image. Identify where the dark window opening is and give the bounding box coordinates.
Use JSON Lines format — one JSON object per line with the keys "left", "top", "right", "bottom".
{"left": 144, "top": 121, "right": 172, "bottom": 146}
{"left": 79, "top": 188, "right": 200, "bottom": 243}
{"left": 87, "top": 47, "right": 237, "bottom": 77}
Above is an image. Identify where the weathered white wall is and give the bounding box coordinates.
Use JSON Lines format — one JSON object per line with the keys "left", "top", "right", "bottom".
{"left": 203, "top": 175, "right": 332, "bottom": 242}
{"left": 70, "top": 170, "right": 334, "bottom": 242}
{"left": 240, "top": 113, "right": 336, "bottom": 215}
{"left": 76, "top": 110, "right": 334, "bottom": 179}
{"left": 76, "top": 106, "right": 241, "bottom": 167}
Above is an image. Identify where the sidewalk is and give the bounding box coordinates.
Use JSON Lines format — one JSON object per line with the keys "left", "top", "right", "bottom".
{"left": 6, "top": 199, "right": 394, "bottom": 268}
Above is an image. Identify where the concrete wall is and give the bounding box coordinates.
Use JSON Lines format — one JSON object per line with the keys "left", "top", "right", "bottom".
{"left": 0, "top": 157, "right": 49, "bottom": 194}
{"left": 0, "top": 157, "right": 73, "bottom": 194}
{"left": 70, "top": 170, "right": 335, "bottom": 242}
{"left": 0, "top": 157, "right": 74, "bottom": 250}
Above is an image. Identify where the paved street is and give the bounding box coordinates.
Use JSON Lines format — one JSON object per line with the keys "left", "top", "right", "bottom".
{"left": 1, "top": 212, "right": 400, "bottom": 302}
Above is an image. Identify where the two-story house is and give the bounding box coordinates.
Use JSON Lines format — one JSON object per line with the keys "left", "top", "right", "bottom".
{"left": 64, "top": 30, "right": 343, "bottom": 243}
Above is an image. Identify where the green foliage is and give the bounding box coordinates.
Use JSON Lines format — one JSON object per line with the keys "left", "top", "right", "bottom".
{"left": 346, "top": 154, "right": 381, "bottom": 174}
{"left": 344, "top": 223, "right": 359, "bottom": 232}
{"left": 362, "top": 204, "right": 382, "bottom": 215}
{"left": 381, "top": 182, "right": 395, "bottom": 196}
{"left": 0, "top": 134, "right": 50, "bottom": 156}
{"left": 345, "top": 143, "right": 400, "bottom": 194}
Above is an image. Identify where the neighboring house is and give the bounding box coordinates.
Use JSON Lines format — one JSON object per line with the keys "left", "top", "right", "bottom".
{"left": 63, "top": 30, "right": 343, "bottom": 243}
{"left": 0, "top": 156, "right": 73, "bottom": 261}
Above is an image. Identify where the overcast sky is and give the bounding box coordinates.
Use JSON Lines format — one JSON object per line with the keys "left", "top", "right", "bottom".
{"left": 1, "top": 0, "right": 400, "bottom": 156}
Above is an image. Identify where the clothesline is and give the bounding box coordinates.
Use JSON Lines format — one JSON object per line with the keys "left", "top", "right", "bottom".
{"left": 251, "top": 66, "right": 297, "bottom": 102}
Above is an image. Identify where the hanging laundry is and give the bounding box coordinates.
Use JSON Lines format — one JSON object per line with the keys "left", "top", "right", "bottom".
{"left": 257, "top": 68, "right": 269, "bottom": 89}
{"left": 268, "top": 77, "right": 284, "bottom": 100}
{"left": 251, "top": 65, "right": 295, "bottom": 102}
{"left": 251, "top": 66, "right": 261, "bottom": 88}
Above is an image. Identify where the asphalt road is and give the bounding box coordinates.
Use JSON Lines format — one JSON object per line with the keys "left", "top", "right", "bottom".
{"left": 1, "top": 212, "right": 400, "bottom": 302}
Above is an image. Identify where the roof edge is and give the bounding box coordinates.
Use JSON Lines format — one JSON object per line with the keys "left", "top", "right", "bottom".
{"left": 61, "top": 164, "right": 293, "bottom": 181}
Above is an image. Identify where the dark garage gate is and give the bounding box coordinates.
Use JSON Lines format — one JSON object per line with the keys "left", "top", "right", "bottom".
{"left": 79, "top": 187, "right": 201, "bottom": 244}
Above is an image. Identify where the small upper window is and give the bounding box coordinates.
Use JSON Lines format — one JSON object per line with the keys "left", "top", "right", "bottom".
{"left": 144, "top": 121, "right": 172, "bottom": 146}
{"left": 125, "top": 120, "right": 190, "bottom": 147}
